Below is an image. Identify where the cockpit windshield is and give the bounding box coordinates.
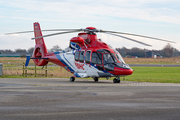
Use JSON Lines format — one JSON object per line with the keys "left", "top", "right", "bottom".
{"left": 97, "top": 49, "right": 117, "bottom": 64}
{"left": 93, "top": 49, "right": 129, "bottom": 71}
{"left": 115, "top": 53, "right": 125, "bottom": 63}
{"left": 114, "top": 49, "right": 125, "bottom": 63}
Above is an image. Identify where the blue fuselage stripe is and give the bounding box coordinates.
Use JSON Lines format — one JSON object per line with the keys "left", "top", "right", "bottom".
{"left": 63, "top": 54, "right": 75, "bottom": 70}
{"left": 55, "top": 54, "right": 75, "bottom": 72}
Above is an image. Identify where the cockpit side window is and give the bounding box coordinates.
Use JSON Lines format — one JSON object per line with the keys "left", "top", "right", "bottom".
{"left": 103, "top": 53, "right": 117, "bottom": 64}
{"left": 85, "top": 51, "right": 91, "bottom": 64}
{"left": 92, "top": 52, "right": 102, "bottom": 65}
{"left": 79, "top": 51, "right": 84, "bottom": 62}
{"left": 103, "top": 54, "right": 114, "bottom": 64}
{"left": 75, "top": 51, "right": 80, "bottom": 61}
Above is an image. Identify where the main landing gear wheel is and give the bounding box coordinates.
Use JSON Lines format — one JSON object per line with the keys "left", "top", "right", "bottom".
{"left": 113, "top": 77, "right": 120, "bottom": 83}
{"left": 70, "top": 77, "right": 75, "bottom": 82}
{"left": 93, "top": 77, "right": 99, "bottom": 82}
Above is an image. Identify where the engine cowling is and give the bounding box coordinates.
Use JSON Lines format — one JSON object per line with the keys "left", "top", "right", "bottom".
{"left": 70, "top": 37, "right": 84, "bottom": 46}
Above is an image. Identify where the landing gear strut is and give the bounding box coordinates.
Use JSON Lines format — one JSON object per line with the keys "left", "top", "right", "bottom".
{"left": 93, "top": 77, "right": 99, "bottom": 82}
{"left": 70, "top": 76, "right": 75, "bottom": 82}
{"left": 113, "top": 76, "right": 120, "bottom": 83}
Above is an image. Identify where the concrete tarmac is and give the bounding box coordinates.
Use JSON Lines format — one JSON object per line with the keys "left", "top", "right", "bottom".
{"left": 0, "top": 78, "right": 180, "bottom": 120}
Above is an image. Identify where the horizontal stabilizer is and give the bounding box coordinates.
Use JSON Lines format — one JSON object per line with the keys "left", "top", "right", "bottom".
{"left": 25, "top": 56, "right": 48, "bottom": 66}
{"left": 30, "top": 58, "right": 48, "bottom": 59}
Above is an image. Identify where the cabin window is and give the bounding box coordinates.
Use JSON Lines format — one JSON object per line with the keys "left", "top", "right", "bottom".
{"left": 92, "top": 52, "right": 102, "bottom": 65}
{"left": 79, "top": 51, "right": 84, "bottom": 62}
{"left": 75, "top": 51, "right": 80, "bottom": 61}
{"left": 85, "top": 51, "right": 91, "bottom": 64}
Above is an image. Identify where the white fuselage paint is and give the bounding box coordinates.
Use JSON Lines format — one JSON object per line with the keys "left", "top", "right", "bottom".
{"left": 56, "top": 51, "right": 106, "bottom": 78}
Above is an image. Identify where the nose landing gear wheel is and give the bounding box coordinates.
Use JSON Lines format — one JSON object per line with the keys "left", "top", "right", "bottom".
{"left": 113, "top": 78, "right": 117, "bottom": 83}
{"left": 117, "top": 79, "right": 120, "bottom": 83}
{"left": 113, "top": 77, "right": 120, "bottom": 83}
{"left": 70, "top": 77, "right": 75, "bottom": 82}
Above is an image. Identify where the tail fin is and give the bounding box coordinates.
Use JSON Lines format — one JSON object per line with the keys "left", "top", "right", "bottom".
{"left": 33, "top": 22, "right": 48, "bottom": 55}
{"left": 32, "top": 22, "right": 48, "bottom": 66}
{"left": 34, "top": 22, "right": 46, "bottom": 45}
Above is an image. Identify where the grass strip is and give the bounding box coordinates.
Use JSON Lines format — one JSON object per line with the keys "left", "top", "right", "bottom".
{"left": 123, "top": 67, "right": 180, "bottom": 83}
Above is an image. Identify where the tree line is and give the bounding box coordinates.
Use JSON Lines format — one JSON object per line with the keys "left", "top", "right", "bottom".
{"left": 116, "top": 43, "right": 180, "bottom": 58}
{"left": 0, "top": 44, "right": 180, "bottom": 58}
{"left": 0, "top": 45, "right": 62, "bottom": 54}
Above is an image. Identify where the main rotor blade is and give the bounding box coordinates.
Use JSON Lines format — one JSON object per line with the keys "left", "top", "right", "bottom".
{"left": 101, "top": 30, "right": 176, "bottom": 43}
{"left": 31, "top": 30, "right": 81, "bottom": 40}
{"left": 5, "top": 29, "right": 81, "bottom": 35}
{"left": 5, "top": 30, "right": 39, "bottom": 35}
{"left": 105, "top": 33, "right": 152, "bottom": 47}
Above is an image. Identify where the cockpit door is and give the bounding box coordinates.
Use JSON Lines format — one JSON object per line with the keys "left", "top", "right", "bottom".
{"left": 91, "top": 52, "right": 104, "bottom": 71}
{"left": 85, "top": 51, "right": 101, "bottom": 77}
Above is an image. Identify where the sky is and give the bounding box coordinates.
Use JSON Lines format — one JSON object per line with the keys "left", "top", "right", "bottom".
{"left": 0, "top": 0, "right": 180, "bottom": 51}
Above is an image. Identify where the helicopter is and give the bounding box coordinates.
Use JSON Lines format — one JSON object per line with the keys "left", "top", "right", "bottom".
{"left": 6, "top": 22, "right": 175, "bottom": 83}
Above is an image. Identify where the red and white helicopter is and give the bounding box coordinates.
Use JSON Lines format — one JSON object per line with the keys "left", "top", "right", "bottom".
{"left": 6, "top": 22, "right": 175, "bottom": 83}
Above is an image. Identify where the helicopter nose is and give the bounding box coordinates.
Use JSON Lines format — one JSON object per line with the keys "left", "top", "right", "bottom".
{"left": 113, "top": 67, "right": 133, "bottom": 75}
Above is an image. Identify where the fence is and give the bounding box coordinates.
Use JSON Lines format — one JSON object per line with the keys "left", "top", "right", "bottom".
{"left": 22, "top": 63, "right": 53, "bottom": 77}
{"left": 2, "top": 62, "right": 53, "bottom": 77}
